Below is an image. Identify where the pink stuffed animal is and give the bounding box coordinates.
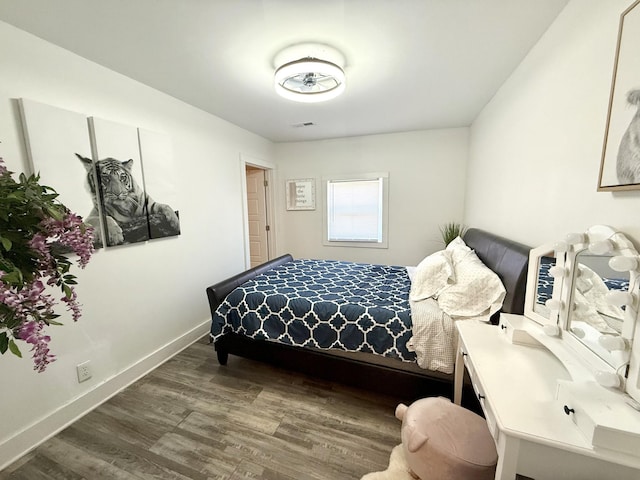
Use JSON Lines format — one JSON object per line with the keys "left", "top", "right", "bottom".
{"left": 395, "top": 397, "right": 497, "bottom": 480}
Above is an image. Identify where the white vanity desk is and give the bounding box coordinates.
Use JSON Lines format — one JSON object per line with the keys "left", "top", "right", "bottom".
{"left": 454, "top": 315, "right": 640, "bottom": 480}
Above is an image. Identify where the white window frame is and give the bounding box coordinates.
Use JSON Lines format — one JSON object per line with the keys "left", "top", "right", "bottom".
{"left": 322, "top": 172, "right": 389, "bottom": 249}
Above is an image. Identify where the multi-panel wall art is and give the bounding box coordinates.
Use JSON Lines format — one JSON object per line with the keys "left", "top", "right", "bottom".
{"left": 19, "top": 99, "right": 180, "bottom": 248}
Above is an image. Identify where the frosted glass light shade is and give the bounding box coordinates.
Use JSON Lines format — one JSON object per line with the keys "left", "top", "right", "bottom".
{"left": 595, "top": 371, "right": 621, "bottom": 388}
{"left": 566, "top": 233, "right": 585, "bottom": 245}
{"left": 606, "top": 290, "right": 633, "bottom": 307}
{"left": 609, "top": 255, "right": 639, "bottom": 272}
{"left": 549, "top": 266, "right": 566, "bottom": 278}
{"left": 554, "top": 241, "right": 568, "bottom": 253}
{"left": 598, "top": 335, "right": 627, "bottom": 352}
{"left": 588, "top": 240, "right": 613, "bottom": 255}
{"left": 543, "top": 324, "right": 561, "bottom": 337}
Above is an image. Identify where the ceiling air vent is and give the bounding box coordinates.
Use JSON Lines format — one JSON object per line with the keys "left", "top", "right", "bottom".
{"left": 291, "top": 122, "right": 315, "bottom": 128}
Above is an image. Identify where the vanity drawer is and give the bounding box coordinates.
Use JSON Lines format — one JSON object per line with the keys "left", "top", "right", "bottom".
{"left": 461, "top": 348, "right": 500, "bottom": 444}
{"left": 462, "top": 348, "right": 476, "bottom": 379}
{"left": 556, "top": 384, "right": 597, "bottom": 444}
{"left": 556, "top": 381, "right": 640, "bottom": 457}
{"left": 478, "top": 393, "right": 499, "bottom": 445}
{"left": 499, "top": 314, "right": 542, "bottom": 347}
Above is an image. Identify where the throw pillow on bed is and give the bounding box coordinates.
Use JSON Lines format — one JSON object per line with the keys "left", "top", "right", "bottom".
{"left": 438, "top": 250, "right": 506, "bottom": 320}
{"left": 409, "top": 250, "right": 454, "bottom": 301}
{"left": 445, "top": 236, "right": 472, "bottom": 263}
{"left": 409, "top": 236, "right": 471, "bottom": 302}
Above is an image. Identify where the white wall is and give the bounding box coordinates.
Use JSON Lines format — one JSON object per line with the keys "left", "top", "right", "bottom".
{"left": 0, "top": 21, "right": 272, "bottom": 468}
{"left": 274, "top": 128, "right": 469, "bottom": 266}
{"left": 466, "top": 0, "right": 640, "bottom": 248}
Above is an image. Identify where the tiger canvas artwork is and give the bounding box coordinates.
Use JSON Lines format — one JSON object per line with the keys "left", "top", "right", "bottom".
{"left": 616, "top": 89, "right": 640, "bottom": 185}
{"left": 76, "top": 154, "right": 180, "bottom": 247}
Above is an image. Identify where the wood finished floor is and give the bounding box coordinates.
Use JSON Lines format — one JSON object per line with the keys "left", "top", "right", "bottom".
{"left": 1, "top": 338, "right": 406, "bottom": 480}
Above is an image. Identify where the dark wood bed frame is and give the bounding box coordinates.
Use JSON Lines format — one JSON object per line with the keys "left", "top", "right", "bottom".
{"left": 206, "top": 228, "right": 530, "bottom": 404}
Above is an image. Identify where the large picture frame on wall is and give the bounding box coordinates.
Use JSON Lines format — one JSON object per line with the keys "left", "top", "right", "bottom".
{"left": 598, "top": 0, "right": 640, "bottom": 191}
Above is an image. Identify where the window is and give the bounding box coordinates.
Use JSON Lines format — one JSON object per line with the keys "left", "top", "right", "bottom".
{"left": 323, "top": 172, "right": 388, "bottom": 248}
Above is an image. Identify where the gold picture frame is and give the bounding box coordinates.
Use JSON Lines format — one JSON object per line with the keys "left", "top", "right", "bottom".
{"left": 286, "top": 178, "right": 315, "bottom": 210}
{"left": 598, "top": 0, "right": 640, "bottom": 191}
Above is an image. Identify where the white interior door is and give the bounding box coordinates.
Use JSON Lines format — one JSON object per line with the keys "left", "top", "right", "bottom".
{"left": 245, "top": 166, "right": 269, "bottom": 267}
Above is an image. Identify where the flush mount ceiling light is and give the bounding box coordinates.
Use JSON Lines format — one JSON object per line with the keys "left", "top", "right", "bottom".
{"left": 273, "top": 44, "right": 346, "bottom": 103}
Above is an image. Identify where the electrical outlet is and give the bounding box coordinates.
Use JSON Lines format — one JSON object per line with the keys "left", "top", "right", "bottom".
{"left": 76, "top": 361, "right": 92, "bottom": 383}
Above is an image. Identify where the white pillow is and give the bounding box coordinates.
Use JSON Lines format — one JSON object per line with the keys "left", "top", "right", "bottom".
{"left": 446, "top": 236, "right": 472, "bottom": 264}
{"left": 437, "top": 250, "right": 506, "bottom": 318}
{"left": 409, "top": 250, "right": 454, "bottom": 301}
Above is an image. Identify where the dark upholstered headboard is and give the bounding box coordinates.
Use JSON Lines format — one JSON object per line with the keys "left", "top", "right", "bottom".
{"left": 463, "top": 228, "right": 530, "bottom": 316}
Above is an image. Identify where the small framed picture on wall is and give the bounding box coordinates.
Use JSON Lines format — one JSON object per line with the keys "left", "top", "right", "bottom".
{"left": 286, "top": 178, "right": 315, "bottom": 210}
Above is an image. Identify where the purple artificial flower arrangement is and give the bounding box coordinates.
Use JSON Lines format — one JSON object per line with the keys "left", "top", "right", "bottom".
{"left": 0, "top": 157, "right": 94, "bottom": 372}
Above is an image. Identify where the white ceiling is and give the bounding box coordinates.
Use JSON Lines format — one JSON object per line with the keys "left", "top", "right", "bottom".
{"left": 0, "top": 0, "right": 569, "bottom": 143}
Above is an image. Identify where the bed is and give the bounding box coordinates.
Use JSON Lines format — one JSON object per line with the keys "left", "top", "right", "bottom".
{"left": 206, "top": 228, "right": 530, "bottom": 400}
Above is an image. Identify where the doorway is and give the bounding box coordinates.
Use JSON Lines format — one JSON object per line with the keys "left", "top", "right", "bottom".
{"left": 245, "top": 165, "right": 270, "bottom": 268}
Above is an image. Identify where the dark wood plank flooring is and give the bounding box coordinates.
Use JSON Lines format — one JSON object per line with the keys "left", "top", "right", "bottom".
{"left": 1, "top": 338, "right": 412, "bottom": 480}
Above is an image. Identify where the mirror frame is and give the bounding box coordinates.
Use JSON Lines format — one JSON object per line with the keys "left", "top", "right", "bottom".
{"left": 525, "top": 242, "right": 565, "bottom": 326}
{"left": 557, "top": 225, "right": 640, "bottom": 398}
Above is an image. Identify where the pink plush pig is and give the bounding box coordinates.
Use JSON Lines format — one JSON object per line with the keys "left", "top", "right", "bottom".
{"left": 395, "top": 397, "right": 497, "bottom": 480}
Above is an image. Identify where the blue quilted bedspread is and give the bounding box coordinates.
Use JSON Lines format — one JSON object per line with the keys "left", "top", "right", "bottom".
{"left": 210, "top": 259, "right": 415, "bottom": 362}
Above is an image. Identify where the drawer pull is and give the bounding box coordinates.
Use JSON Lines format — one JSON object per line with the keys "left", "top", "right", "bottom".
{"left": 478, "top": 394, "right": 485, "bottom": 401}
{"left": 563, "top": 405, "right": 575, "bottom": 415}
{"left": 462, "top": 352, "right": 468, "bottom": 357}
{"left": 501, "top": 324, "right": 507, "bottom": 330}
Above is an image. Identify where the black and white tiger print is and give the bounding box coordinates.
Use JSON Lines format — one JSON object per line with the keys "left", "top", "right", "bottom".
{"left": 617, "top": 89, "right": 640, "bottom": 185}
{"left": 76, "top": 154, "right": 180, "bottom": 246}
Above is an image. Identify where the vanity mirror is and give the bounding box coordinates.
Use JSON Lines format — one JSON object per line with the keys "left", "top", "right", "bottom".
{"left": 553, "top": 225, "right": 640, "bottom": 401}
{"left": 525, "top": 225, "right": 640, "bottom": 401}
{"left": 567, "top": 248, "right": 631, "bottom": 367}
{"left": 560, "top": 226, "right": 638, "bottom": 374}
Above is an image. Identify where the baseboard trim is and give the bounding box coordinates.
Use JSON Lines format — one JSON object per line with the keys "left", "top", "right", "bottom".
{"left": 0, "top": 319, "right": 210, "bottom": 471}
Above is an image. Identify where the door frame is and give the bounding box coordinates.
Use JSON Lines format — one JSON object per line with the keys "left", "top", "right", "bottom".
{"left": 239, "top": 153, "right": 276, "bottom": 270}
